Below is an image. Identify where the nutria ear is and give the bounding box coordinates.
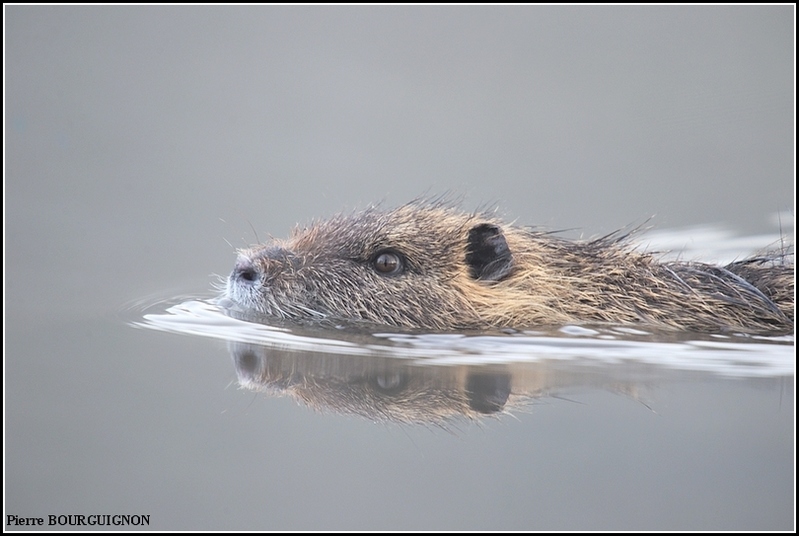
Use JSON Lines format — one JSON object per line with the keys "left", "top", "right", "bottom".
{"left": 466, "top": 223, "right": 514, "bottom": 281}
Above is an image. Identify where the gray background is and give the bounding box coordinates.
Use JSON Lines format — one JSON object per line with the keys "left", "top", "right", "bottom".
{"left": 4, "top": 6, "right": 794, "bottom": 530}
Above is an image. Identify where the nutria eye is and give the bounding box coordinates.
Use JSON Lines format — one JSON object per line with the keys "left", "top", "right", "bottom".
{"left": 373, "top": 251, "right": 404, "bottom": 276}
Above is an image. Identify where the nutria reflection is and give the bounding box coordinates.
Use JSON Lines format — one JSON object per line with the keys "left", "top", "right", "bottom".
{"left": 229, "top": 341, "right": 651, "bottom": 424}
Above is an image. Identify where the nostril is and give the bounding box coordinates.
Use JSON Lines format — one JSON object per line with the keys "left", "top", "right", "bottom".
{"left": 232, "top": 256, "right": 260, "bottom": 284}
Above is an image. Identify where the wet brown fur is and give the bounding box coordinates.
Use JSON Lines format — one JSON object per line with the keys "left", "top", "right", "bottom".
{"left": 225, "top": 201, "right": 794, "bottom": 334}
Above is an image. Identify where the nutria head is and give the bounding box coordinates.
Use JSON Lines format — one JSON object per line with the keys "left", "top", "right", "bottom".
{"left": 224, "top": 201, "right": 794, "bottom": 334}
{"left": 225, "top": 202, "right": 512, "bottom": 329}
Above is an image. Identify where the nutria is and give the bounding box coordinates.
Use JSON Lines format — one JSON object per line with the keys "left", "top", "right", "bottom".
{"left": 223, "top": 201, "right": 794, "bottom": 334}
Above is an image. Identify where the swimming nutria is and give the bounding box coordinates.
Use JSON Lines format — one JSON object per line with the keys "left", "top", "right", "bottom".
{"left": 224, "top": 201, "right": 794, "bottom": 334}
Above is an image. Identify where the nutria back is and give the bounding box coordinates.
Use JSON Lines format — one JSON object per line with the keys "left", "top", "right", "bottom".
{"left": 224, "top": 202, "right": 794, "bottom": 334}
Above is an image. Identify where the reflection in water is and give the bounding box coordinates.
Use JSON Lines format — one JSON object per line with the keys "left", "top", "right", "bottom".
{"left": 231, "top": 342, "right": 516, "bottom": 424}
{"left": 133, "top": 298, "right": 793, "bottom": 424}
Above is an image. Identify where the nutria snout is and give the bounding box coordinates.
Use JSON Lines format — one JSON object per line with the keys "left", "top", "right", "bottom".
{"left": 224, "top": 202, "right": 794, "bottom": 334}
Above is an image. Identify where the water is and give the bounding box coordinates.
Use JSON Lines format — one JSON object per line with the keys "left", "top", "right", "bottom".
{"left": 123, "top": 292, "right": 794, "bottom": 530}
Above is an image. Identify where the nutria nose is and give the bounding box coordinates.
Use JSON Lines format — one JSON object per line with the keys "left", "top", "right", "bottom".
{"left": 232, "top": 255, "right": 261, "bottom": 284}
{"left": 231, "top": 246, "right": 296, "bottom": 286}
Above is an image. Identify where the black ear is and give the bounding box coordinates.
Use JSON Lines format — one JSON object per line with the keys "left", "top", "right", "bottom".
{"left": 466, "top": 223, "right": 514, "bottom": 281}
